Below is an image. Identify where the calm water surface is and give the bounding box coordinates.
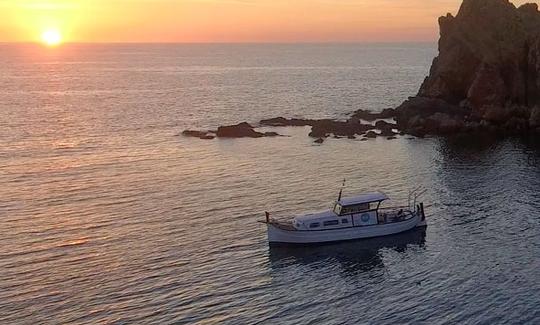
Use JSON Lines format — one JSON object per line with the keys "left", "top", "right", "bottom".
{"left": 1, "top": 44, "right": 539, "bottom": 324}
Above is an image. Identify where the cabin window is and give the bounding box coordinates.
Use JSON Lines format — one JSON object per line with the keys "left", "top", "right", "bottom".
{"left": 338, "top": 203, "right": 371, "bottom": 216}
{"left": 333, "top": 204, "right": 342, "bottom": 215}
{"left": 341, "top": 218, "right": 349, "bottom": 224}
{"left": 309, "top": 222, "right": 320, "bottom": 229}
{"left": 323, "top": 220, "right": 339, "bottom": 227}
{"left": 351, "top": 203, "right": 370, "bottom": 212}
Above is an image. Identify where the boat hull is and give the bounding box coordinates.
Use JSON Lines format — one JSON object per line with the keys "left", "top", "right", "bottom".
{"left": 267, "top": 213, "right": 425, "bottom": 245}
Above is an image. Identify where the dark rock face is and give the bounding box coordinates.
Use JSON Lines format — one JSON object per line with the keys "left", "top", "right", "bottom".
{"left": 351, "top": 108, "right": 396, "bottom": 121}
{"left": 216, "top": 122, "right": 265, "bottom": 138}
{"left": 375, "top": 120, "right": 398, "bottom": 136}
{"left": 396, "top": 0, "right": 540, "bottom": 135}
{"left": 530, "top": 106, "right": 540, "bottom": 129}
{"left": 395, "top": 97, "right": 468, "bottom": 135}
{"left": 308, "top": 120, "right": 375, "bottom": 138}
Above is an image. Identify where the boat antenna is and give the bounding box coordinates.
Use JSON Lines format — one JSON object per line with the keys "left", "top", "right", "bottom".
{"left": 337, "top": 178, "right": 346, "bottom": 202}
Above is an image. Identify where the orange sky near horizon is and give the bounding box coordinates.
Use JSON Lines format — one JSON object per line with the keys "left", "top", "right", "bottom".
{"left": 0, "top": 0, "right": 536, "bottom": 43}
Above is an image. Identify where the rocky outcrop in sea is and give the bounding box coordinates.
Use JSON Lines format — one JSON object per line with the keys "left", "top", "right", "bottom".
{"left": 182, "top": 111, "right": 401, "bottom": 142}
{"left": 183, "top": 0, "right": 540, "bottom": 143}
{"left": 395, "top": 0, "right": 540, "bottom": 136}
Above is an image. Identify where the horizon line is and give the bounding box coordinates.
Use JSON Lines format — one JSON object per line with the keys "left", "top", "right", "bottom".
{"left": 0, "top": 40, "right": 438, "bottom": 45}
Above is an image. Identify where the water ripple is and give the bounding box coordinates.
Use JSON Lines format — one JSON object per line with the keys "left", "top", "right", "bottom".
{"left": 1, "top": 43, "right": 540, "bottom": 324}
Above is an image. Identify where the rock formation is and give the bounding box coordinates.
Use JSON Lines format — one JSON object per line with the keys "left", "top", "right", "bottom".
{"left": 184, "top": 0, "right": 540, "bottom": 142}
{"left": 182, "top": 122, "right": 283, "bottom": 139}
{"left": 216, "top": 122, "right": 265, "bottom": 138}
{"left": 182, "top": 110, "right": 401, "bottom": 142}
{"left": 259, "top": 112, "right": 400, "bottom": 139}
{"left": 396, "top": 0, "right": 540, "bottom": 135}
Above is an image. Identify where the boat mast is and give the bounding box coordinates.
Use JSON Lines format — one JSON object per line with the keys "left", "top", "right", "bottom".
{"left": 337, "top": 178, "right": 346, "bottom": 202}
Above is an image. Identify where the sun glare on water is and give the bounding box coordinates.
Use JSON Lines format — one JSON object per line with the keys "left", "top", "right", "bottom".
{"left": 41, "top": 29, "right": 62, "bottom": 46}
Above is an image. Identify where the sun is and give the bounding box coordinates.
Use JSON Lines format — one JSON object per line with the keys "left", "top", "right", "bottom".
{"left": 41, "top": 29, "right": 62, "bottom": 46}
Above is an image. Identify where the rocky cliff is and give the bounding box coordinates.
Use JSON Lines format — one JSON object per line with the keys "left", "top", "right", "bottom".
{"left": 396, "top": 0, "right": 540, "bottom": 135}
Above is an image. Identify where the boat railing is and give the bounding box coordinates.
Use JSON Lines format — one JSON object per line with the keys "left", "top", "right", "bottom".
{"left": 408, "top": 186, "right": 427, "bottom": 211}
{"left": 378, "top": 209, "right": 416, "bottom": 224}
{"left": 261, "top": 212, "right": 294, "bottom": 225}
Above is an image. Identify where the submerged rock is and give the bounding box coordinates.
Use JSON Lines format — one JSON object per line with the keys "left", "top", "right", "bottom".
{"left": 182, "top": 130, "right": 215, "bottom": 140}
{"left": 314, "top": 138, "right": 325, "bottom": 144}
{"left": 365, "top": 131, "right": 378, "bottom": 138}
{"left": 351, "top": 108, "right": 396, "bottom": 121}
{"left": 260, "top": 117, "right": 316, "bottom": 127}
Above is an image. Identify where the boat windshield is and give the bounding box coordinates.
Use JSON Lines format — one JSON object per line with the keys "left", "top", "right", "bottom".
{"left": 334, "top": 203, "right": 371, "bottom": 216}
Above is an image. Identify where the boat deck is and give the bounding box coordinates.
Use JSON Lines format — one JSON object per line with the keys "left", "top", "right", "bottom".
{"left": 270, "top": 221, "right": 296, "bottom": 231}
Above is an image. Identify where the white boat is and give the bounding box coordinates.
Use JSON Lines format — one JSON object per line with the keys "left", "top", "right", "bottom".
{"left": 262, "top": 190, "right": 427, "bottom": 245}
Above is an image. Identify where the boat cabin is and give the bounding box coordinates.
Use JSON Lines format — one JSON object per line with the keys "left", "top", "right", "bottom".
{"left": 293, "top": 192, "right": 389, "bottom": 230}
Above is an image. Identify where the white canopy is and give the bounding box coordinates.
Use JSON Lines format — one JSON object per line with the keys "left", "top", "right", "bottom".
{"left": 338, "top": 192, "right": 388, "bottom": 206}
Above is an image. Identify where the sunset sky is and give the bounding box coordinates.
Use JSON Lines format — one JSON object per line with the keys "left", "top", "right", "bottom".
{"left": 0, "top": 0, "right": 535, "bottom": 43}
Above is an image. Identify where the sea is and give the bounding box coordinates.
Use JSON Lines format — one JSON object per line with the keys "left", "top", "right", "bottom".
{"left": 1, "top": 43, "right": 539, "bottom": 324}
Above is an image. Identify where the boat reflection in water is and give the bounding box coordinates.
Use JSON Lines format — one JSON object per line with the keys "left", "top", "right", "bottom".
{"left": 268, "top": 227, "right": 426, "bottom": 275}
